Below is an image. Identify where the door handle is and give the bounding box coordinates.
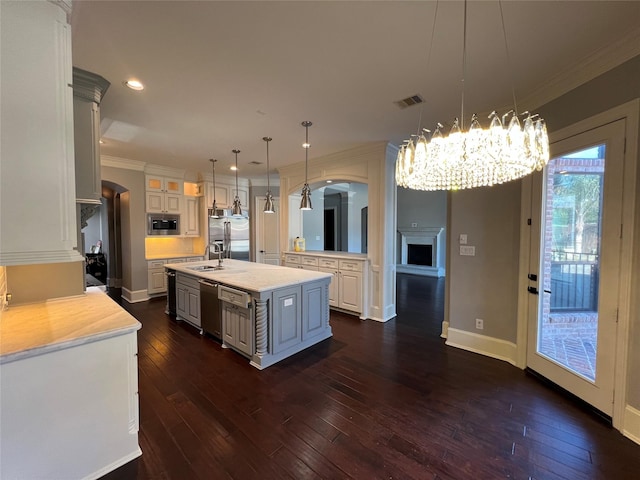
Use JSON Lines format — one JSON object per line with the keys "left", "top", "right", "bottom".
{"left": 527, "top": 286, "right": 539, "bottom": 295}
{"left": 543, "top": 289, "right": 552, "bottom": 294}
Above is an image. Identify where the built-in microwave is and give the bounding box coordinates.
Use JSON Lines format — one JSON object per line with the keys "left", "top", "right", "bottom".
{"left": 147, "top": 213, "right": 180, "bottom": 235}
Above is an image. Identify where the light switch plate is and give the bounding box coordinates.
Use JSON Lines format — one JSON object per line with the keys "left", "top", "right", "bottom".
{"left": 460, "top": 245, "right": 475, "bottom": 256}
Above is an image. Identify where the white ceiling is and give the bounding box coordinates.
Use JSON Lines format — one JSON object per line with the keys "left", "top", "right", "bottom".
{"left": 70, "top": 1, "right": 640, "bottom": 181}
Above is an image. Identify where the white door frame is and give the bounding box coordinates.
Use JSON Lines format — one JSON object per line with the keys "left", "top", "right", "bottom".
{"left": 516, "top": 99, "right": 639, "bottom": 430}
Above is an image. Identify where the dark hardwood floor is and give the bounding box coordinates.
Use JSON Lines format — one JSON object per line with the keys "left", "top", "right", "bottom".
{"left": 103, "top": 274, "right": 640, "bottom": 479}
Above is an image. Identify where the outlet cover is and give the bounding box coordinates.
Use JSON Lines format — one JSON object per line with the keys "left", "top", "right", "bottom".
{"left": 460, "top": 245, "right": 475, "bottom": 256}
{"left": 459, "top": 234, "right": 468, "bottom": 244}
{"left": 411, "top": 222, "right": 418, "bottom": 227}
{"left": 475, "top": 318, "right": 484, "bottom": 330}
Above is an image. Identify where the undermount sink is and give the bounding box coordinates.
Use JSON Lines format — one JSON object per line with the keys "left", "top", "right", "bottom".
{"left": 188, "top": 265, "right": 225, "bottom": 271}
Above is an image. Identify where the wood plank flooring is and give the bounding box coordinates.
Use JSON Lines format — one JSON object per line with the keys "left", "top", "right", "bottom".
{"left": 103, "top": 274, "right": 640, "bottom": 479}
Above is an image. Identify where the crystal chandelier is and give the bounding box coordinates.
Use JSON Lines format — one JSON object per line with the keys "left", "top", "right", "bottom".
{"left": 395, "top": 1, "right": 549, "bottom": 191}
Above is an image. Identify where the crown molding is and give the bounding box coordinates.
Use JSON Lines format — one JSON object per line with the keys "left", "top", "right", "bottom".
{"left": 100, "top": 155, "right": 146, "bottom": 171}
{"left": 520, "top": 26, "right": 640, "bottom": 112}
{"left": 144, "top": 164, "right": 186, "bottom": 178}
{"left": 72, "top": 67, "right": 110, "bottom": 104}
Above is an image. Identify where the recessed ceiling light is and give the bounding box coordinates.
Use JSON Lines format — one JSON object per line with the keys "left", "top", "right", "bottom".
{"left": 99, "top": 140, "right": 104, "bottom": 144}
{"left": 230, "top": 166, "right": 238, "bottom": 171}
{"left": 123, "top": 79, "right": 144, "bottom": 91}
{"left": 326, "top": 180, "right": 333, "bottom": 183}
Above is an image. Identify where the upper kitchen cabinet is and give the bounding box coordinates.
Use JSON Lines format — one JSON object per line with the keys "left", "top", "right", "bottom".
{"left": 145, "top": 174, "right": 183, "bottom": 214}
{"left": 203, "top": 179, "right": 249, "bottom": 213}
{"left": 72, "top": 68, "right": 110, "bottom": 205}
{"left": 146, "top": 175, "right": 183, "bottom": 195}
{"left": 0, "top": 1, "right": 84, "bottom": 265}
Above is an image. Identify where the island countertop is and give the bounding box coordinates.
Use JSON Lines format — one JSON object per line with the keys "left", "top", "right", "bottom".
{"left": 0, "top": 287, "right": 141, "bottom": 364}
{"left": 165, "top": 259, "right": 332, "bottom": 293}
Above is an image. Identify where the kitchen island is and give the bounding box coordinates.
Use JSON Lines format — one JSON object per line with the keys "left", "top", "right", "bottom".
{"left": 0, "top": 288, "right": 142, "bottom": 480}
{"left": 165, "top": 259, "right": 332, "bottom": 369}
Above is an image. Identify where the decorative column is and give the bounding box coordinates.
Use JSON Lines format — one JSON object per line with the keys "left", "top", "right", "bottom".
{"left": 254, "top": 298, "right": 268, "bottom": 356}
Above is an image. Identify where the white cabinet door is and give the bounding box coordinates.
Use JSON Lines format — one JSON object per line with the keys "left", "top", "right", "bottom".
{"left": 147, "top": 269, "right": 166, "bottom": 294}
{"left": 145, "top": 192, "right": 164, "bottom": 213}
{"left": 319, "top": 267, "right": 338, "bottom": 307}
{"left": 146, "top": 191, "right": 182, "bottom": 214}
{"left": 184, "top": 196, "right": 200, "bottom": 236}
{"left": 186, "top": 288, "right": 201, "bottom": 327}
{"left": 165, "top": 193, "right": 182, "bottom": 214}
{"left": 339, "top": 270, "right": 362, "bottom": 312}
{"left": 146, "top": 175, "right": 183, "bottom": 195}
{"left": 206, "top": 182, "right": 231, "bottom": 209}
{"left": 176, "top": 284, "right": 188, "bottom": 318}
{"left": 222, "top": 302, "right": 252, "bottom": 356}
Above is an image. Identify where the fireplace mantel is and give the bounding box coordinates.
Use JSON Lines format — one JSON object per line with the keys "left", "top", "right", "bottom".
{"left": 397, "top": 227, "right": 446, "bottom": 277}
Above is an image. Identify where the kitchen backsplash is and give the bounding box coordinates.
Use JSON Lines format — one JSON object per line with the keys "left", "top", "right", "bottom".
{"left": 145, "top": 237, "right": 201, "bottom": 257}
{"left": 0, "top": 266, "right": 7, "bottom": 310}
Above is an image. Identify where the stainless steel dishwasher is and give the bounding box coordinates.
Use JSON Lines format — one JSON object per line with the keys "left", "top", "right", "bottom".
{"left": 199, "top": 279, "right": 221, "bottom": 339}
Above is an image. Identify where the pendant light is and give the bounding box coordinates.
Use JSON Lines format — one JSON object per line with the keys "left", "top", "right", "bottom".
{"left": 300, "top": 121, "right": 312, "bottom": 210}
{"left": 231, "top": 149, "right": 242, "bottom": 217}
{"left": 209, "top": 158, "right": 220, "bottom": 218}
{"left": 262, "top": 136, "right": 275, "bottom": 213}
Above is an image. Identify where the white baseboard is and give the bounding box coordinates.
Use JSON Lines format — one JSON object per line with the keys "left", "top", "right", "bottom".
{"left": 441, "top": 321, "right": 449, "bottom": 338}
{"left": 445, "top": 327, "right": 517, "bottom": 366}
{"left": 83, "top": 447, "right": 142, "bottom": 480}
{"left": 623, "top": 405, "right": 640, "bottom": 446}
{"left": 121, "top": 288, "right": 149, "bottom": 304}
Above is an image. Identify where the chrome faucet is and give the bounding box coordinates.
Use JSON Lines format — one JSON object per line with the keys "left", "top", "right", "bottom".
{"left": 212, "top": 242, "right": 224, "bottom": 267}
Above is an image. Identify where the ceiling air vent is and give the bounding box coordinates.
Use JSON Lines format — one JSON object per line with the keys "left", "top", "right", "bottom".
{"left": 249, "top": 161, "right": 262, "bottom": 165}
{"left": 395, "top": 94, "right": 424, "bottom": 109}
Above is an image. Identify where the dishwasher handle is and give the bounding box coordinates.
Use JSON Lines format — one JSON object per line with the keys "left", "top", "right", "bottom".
{"left": 165, "top": 271, "right": 176, "bottom": 277}
{"left": 198, "top": 279, "right": 218, "bottom": 288}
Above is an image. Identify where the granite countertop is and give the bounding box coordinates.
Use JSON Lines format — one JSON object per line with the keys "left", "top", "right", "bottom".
{"left": 284, "top": 250, "right": 368, "bottom": 259}
{"left": 0, "top": 288, "right": 141, "bottom": 364}
{"left": 166, "top": 259, "right": 332, "bottom": 293}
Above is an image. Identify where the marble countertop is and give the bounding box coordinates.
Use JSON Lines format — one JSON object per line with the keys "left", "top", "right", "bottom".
{"left": 165, "top": 259, "right": 332, "bottom": 293}
{"left": 0, "top": 288, "right": 141, "bottom": 364}
{"left": 284, "top": 250, "right": 368, "bottom": 259}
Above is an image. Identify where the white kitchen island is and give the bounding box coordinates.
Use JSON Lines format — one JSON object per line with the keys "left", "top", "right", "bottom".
{"left": 165, "top": 259, "right": 332, "bottom": 370}
{"left": 0, "top": 288, "right": 142, "bottom": 480}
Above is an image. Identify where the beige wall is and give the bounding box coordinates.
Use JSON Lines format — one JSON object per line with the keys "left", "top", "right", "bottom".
{"left": 6, "top": 262, "right": 84, "bottom": 305}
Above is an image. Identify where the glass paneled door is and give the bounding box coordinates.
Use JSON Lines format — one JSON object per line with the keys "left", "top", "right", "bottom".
{"left": 526, "top": 120, "right": 625, "bottom": 416}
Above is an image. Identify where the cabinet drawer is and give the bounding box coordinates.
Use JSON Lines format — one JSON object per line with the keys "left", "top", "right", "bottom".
{"left": 168, "top": 258, "right": 186, "bottom": 264}
{"left": 284, "top": 254, "right": 300, "bottom": 264}
{"left": 148, "top": 260, "right": 166, "bottom": 269}
{"left": 318, "top": 258, "right": 338, "bottom": 269}
{"left": 218, "top": 285, "right": 251, "bottom": 307}
{"left": 176, "top": 273, "right": 199, "bottom": 289}
{"left": 339, "top": 260, "right": 363, "bottom": 272}
{"left": 300, "top": 256, "right": 318, "bottom": 267}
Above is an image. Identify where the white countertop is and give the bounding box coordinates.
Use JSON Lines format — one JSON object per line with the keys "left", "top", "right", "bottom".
{"left": 0, "top": 288, "right": 141, "bottom": 364}
{"left": 146, "top": 253, "right": 205, "bottom": 260}
{"left": 165, "top": 259, "right": 332, "bottom": 293}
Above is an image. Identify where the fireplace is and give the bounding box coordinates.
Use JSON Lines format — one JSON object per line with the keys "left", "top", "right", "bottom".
{"left": 408, "top": 244, "right": 433, "bottom": 266}
{"left": 397, "top": 227, "right": 445, "bottom": 277}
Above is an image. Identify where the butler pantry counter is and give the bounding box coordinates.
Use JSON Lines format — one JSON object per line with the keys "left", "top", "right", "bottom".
{"left": 165, "top": 259, "right": 332, "bottom": 369}
{"left": 0, "top": 287, "right": 142, "bottom": 480}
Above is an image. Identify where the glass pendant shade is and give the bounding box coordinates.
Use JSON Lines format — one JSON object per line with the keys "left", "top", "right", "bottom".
{"left": 300, "top": 121, "right": 313, "bottom": 210}
{"left": 209, "top": 158, "right": 220, "bottom": 218}
{"left": 262, "top": 136, "right": 275, "bottom": 214}
{"left": 232, "top": 149, "right": 242, "bottom": 217}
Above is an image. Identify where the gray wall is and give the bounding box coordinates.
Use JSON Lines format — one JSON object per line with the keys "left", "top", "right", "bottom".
{"left": 101, "top": 166, "right": 147, "bottom": 296}
{"left": 445, "top": 55, "right": 640, "bottom": 408}
{"left": 448, "top": 181, "right": 521, "bottom": 341}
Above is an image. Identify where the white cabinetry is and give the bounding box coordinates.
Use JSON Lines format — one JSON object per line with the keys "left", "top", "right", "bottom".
{"left": 285, "top": 252, "right": 367, "bottom": 318}
{"left": 219, "top": 285, "right": 253, "bottom": 356}
{"left": 147, "top": 260, "right": 167, "bottom": 295}
{"left": 145, "top": 175, "right": 183, "bottom": 214}
{"left": 0, "top": 1, "right": 83, "bottom": 266}
{"left": 176, "top": 273, "right": 201, "bottom": 329}
{"left": 205, "top": 181, "right": 249, "bottom": 212}
{"left": 183, "top": 195, "right": 200, "bottom": 236}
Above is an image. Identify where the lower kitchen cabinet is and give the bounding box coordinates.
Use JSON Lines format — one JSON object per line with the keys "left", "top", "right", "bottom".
{"left": 176, "top": 273, "right": 201, "bottom": 329}
{"left": 147, "top": 260, "right": 167, "bottom": 294}
{"left": 221, "top": 302, "right": 252, "bottom": 356}
{"left": 287, "top": 252, "right": 367, "bottom": 318}
{"left": 272, "top": 286, "right": 302, "bottom": 354}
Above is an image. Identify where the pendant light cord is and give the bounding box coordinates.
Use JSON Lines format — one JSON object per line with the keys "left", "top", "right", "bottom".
{"left": 499, "top": 0, "right": 518, "bottom": 116}
{"left": 304, "top": 124, "right": 309, "bottom": 183}
{"left": 460, "top": 0, "right": 467, "bottom": 129}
